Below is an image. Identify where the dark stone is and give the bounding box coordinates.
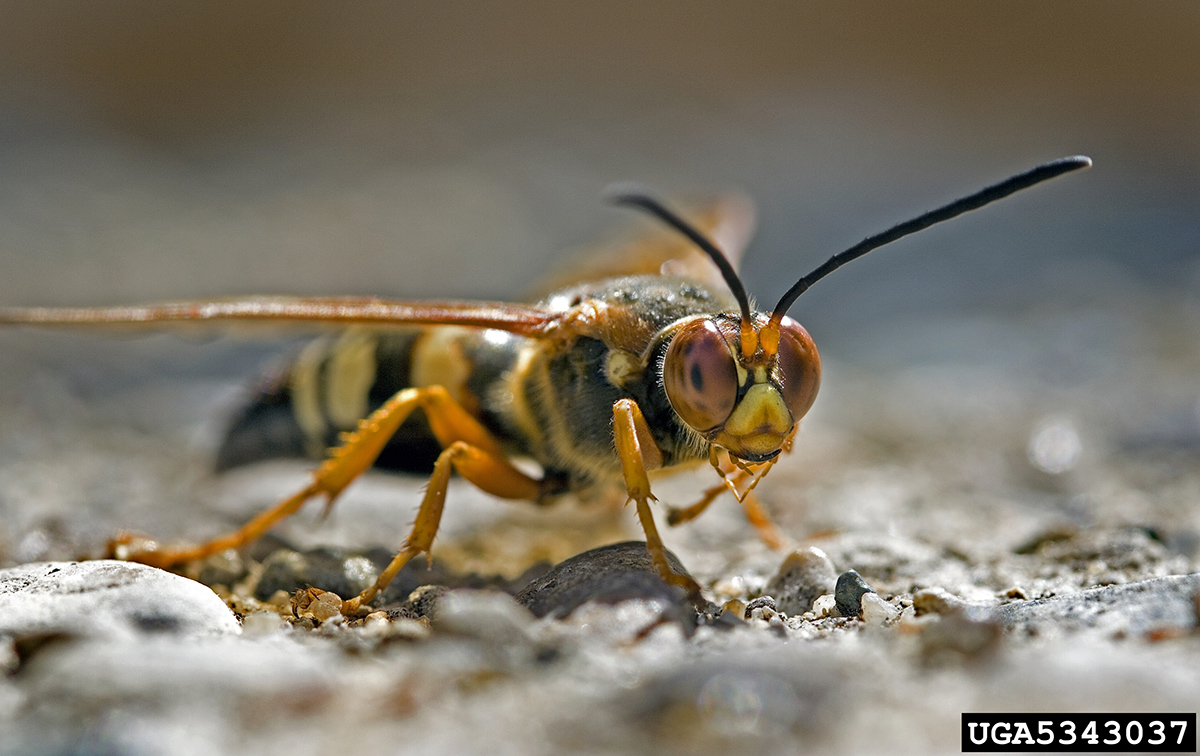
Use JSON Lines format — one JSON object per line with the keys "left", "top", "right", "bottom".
{"left": 834, "top": 569, "right": 875, "bottom": 618}
{"left": 765, "top": 547, "right": 837, "bottom": 615}
{"left": 513, "top": 541, "right": 705, "bottom": 626}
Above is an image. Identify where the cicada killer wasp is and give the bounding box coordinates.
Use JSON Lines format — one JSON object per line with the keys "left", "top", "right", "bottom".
{"left": 0, "top": 156, "right": 1091, "bottom": 613}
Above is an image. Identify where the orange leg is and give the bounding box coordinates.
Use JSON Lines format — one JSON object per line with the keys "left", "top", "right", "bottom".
{"left": 113, "top": 386, "right": 539, "bottom": 607}
{"left": 738, "top": 491, "right": 787, "bottom": 550}
{"left": 612, "top": 398, "right": 702, "bottom": 597}
{"left": 666, "top": 471, "right": 750, "bottom": 526}
{"left": 665, "top": 454, "right": 788, "bottom": 550}
{"left": 341, "top": 438, "right": 539, "bottom": 615}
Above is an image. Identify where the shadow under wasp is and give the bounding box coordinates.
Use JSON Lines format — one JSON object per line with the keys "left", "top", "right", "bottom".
{"left": 0, "top": 156, "right": 1090, "bottom": 614}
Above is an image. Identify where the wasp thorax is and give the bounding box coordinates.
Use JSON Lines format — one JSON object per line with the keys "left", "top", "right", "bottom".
{"left": 663, "top": 319, "right": 738, "bottom": 432}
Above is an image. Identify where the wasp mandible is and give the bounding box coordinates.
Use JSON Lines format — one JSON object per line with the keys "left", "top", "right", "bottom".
{"left": 0, "top": 156, "right": 1091, "bottom": 613}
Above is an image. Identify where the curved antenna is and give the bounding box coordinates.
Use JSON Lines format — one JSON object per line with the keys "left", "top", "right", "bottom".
{"left": 770, "top": 155, "right": 1093, "bottom": 325}
{"left": 609, "top": 185, "right": 758, "bottom": 356}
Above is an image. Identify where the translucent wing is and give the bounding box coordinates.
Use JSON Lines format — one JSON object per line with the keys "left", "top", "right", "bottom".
{"left": 528, "top": 193, "right": 756, "bottom": 298}
{"left": 0, "top": 296, "right": 561, "bottom": 337}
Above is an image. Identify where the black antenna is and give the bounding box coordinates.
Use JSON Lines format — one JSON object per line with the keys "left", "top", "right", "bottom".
{"left": 770, "top": 155, "right": 1093, "bottom": 323}
{"left": 608, "top": 185, "right": 753, "bottom": 329}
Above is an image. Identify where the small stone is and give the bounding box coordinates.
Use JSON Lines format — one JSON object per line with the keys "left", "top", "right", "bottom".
{"left": 308, "top": 593, "right": 343, "bottom": 622}
{"left": 765, "top": 547, "right": 837, "bottom": 616}
{"left": 721, "top": 599, "right": 747, "bottom": 619}
{"left": 811, "top": 594, "right": 837, "bottom": 619}
{"left": 291, "top": 587, "right": 344, "bottom": 624}
{"left": 912, "top": 587, "right": 969, "bottom": 616}
{"left": 834, "top": 570, "right": 875, "bottom": 618}
{"left": 0, "top": 561, "right": 239, "bottom": 640}
{"left": 359, "top": 612, "right": 393, "bottom": 638}
{"left": 743, "top": 596, "right": 777, "bottom": 621}
{"left": 861, "top": 593, "right": 900, "bottom": 625}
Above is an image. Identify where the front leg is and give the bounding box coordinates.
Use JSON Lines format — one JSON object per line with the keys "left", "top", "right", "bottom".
{"left": 612, "top": 398, "right": 703, "bottom": 598}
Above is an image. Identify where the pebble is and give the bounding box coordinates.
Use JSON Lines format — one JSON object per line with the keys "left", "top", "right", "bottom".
{"left": 0, "top": 561, "right": 240, "bottom": 640}
{"left": 834, "top": 570, "right": 876, "bottom": 618}
{"left": 860, "top": 593, "right": 900, "bottom": 625}
{"left": 513, "top": 541, "right": 703, "bottom": 624}
{"left": 764, "top": 547, "right": 837, "bottom": 616}
{"left": 743, "top": 596, "right": 777, "bottom": 620}
{"left": 911, "top": 586, "right": 970, "bottom": 616}
{"left": 811, "top": 594, "right": 838, "bottom": 619}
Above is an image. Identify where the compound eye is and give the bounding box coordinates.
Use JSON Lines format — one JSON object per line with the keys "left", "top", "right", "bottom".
{"left": 664, "top": 319, "right": 739, "bottom": 432}
{"left": 775, "top": 317, "right": 822, "bottom": 422}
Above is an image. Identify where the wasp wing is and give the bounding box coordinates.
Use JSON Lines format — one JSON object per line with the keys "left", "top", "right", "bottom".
{"left": 527, "top": 193, "right": 755, "bottom": 298}
{"left": 0, "top": 297, "right": 561, "bottom": 338}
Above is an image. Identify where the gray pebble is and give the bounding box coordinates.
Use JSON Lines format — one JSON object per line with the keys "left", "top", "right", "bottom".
{"left": 765, "top": 547, "right": 837, "bottom": 616}
{"left": 834, "top": 569, "right": 876, "bottom": 618}
{"left": 0, "top": 561, "right": 239, "bottom": 640}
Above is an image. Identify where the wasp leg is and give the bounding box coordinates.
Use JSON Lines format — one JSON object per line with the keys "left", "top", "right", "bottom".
{"left": 666, "top": 466, "right": 787, "bottom": 550}
{"left": 737, "top": 491, "right": 787, "bottom": 550}
{"left": 113, "top": 385, "right": 531, "bottom": 571}
{"left": 341, "top": 438, "right": 540, "bottom": 615}
{"left": 666, "top": 475, "right": 745, "bottom": 526}
{"left": 612, "top": 398, "right": 703, "bottom": 598}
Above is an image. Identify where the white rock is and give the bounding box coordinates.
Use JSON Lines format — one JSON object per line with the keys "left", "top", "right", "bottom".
{"left": 811, "top": 594, "right": 838, "bottom": 619}
{"left": 861, "top": 593, "right": 900, "bottom": 625}
{"left": 0, "top": 561, "right": 240, "bottom": 639}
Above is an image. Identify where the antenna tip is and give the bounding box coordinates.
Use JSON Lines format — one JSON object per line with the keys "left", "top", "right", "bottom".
{"left": 1060, "top": 155, "right": 1093, "bottom": 170}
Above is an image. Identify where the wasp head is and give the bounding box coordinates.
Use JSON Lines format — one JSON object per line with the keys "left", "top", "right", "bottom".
{"left": 662, "top": 311, "right": 819, "bottom": 463}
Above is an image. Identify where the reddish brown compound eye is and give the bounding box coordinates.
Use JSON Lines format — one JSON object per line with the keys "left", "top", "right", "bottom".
{"left": 663, "top": 319, "right": 739, "bottom": 432}
{"left": 775, "top": 316, "right": 821, "bottom": 422}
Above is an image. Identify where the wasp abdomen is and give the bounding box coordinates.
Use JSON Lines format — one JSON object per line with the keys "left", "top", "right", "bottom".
{"left": 216, "top": 326, "right": 524, "bottom": 474}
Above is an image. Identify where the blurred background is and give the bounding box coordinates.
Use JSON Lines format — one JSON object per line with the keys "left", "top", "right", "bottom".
{"left": 0, "top": 2, "right": 1196, "bottom": 550}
